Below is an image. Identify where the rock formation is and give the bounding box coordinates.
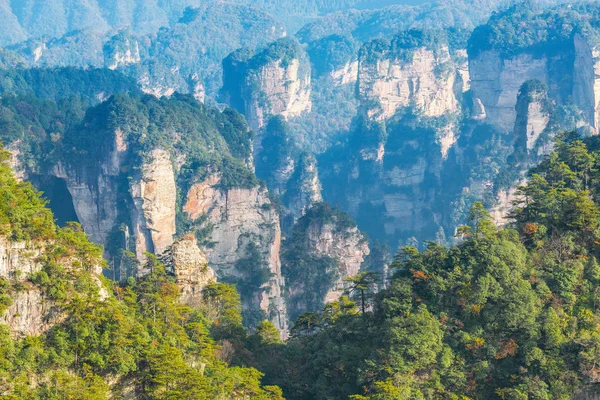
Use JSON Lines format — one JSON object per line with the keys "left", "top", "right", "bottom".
{"left": 52, "top": 128, "right": 127, "bottom": 247}
{"left": 0, "top": 238, "right": 106, "bottom": 337}
{"left": 573, "top": 34, "right": 600, "bottom": 133}
{"left": 129, "top": 149, "right": 177, "bottom": 266}
{"left": 470, "top": 50, "right": 549, "bottom": 132}
{"left": 183, "top": 175, "right": 288, "bottom": 334}
{"left": 222, "top": 38, "right": 312, "bottom": 130}
{"left": 513, "top": 80, "right": 551, "bottom": 154}
{"left": 284, "top": 153, "right": 323, "bottom": 221}
{"left": 357, "top": 33, "right": 460, "bottom": 120}
{"left": 104, "top": 34, "right": 141, "bottom": 71}
{"left": 161, "top": 235, "right": 216, "bottom": 307}
{"left": 283, "top": 203, "right": 369, "bottom": 321}
{"left": 470, "top": 33, "right": 600, "bottom": 134}
{"left": 306, "top": 219, "right": 370, "bottom": 304}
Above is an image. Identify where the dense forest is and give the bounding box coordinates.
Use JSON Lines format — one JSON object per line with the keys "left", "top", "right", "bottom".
{"left": 242, "top": 133, "right": 600, "bottom": 399}
{"left": 5, "top": 119, "right": 600, "bottom": 397}
{"left": 4, "top": 0, "right": 600, "bottom": 399}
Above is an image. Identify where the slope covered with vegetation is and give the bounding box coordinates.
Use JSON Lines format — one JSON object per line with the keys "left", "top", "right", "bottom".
{"left": 0, "top": 143, "right": 283, "bottom": 399}
{"left": 240, "top": 133, "right": 600, "bottom": 399}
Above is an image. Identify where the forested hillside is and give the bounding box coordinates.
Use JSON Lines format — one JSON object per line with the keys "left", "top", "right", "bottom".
{"left": 0, "top": 144, "right": 283, "bottom": 398}
{"left": 0, "top": 0, "right": 431, "bottom": 46}
{"left": 243, "top": 133, "right": 600, "bottom": 399}
{"left": 4, "top": 1, "right": 600, "bottom": 398}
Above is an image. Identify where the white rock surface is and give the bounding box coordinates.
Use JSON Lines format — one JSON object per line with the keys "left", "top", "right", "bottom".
{"left": 358, "top": 46, "right": 459, "bottom": 120}
{"left": 184, "top": 176, "right": 288, "bottom": 335}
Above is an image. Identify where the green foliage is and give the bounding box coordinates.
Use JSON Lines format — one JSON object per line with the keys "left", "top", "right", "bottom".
{"left": 0, "top": 145, "right": 55, "bottom": 241}
{"left": 468, "top": 2, "right": 600, "bottom": 58}
{"left": 0, "top": 67, "right": 140, "bottom": 103}
{"left": 62, "top": 93, "right": 256, "bottom": 190}
{"left": 0, "top": 147, "right": 282, "bottom": 399}
{"left": 246, "top": 134, "right": 600, "bottom": 399}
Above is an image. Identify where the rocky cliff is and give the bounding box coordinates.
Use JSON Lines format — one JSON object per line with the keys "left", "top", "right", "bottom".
{"left": 129, "top": 149, "right": 177, "bottom": 267}
{"left": 283, "top": 203, "right": 369, "bottom": 321}
{"left": 0, "top": 237, "right": 107, "bottom": 337}
{"left": 306, "top": 217, "right": 370, "bottom": 305}
{"left": 573, "top": 34, "right": 600, "bottom": 133}
{"left": 357, "top": 32, "right": 460, "bottom": 121}
{"left": 0, "top": 239, "right": 51, "bottom": 337}
{"left": 183, "top": 175, "right": 288, "bottom": 334}
{"left": 34, "top": 95, "right": 295, "bottom": 332}
{"left": 104, "top": 33, "right": 141, "bottom": 71}
{"left": 513, "top": 80, "right": 551, "bottom": 154}
{"left": 283, "top": 152, "right": 323, "bottom": 222}
{"left": 161, "top": 235, "right": 216, "bottom": 308}
{"left": 222, "top": 38, "right": 312, "bottom": 131}
{"left": 52, "top": 128, "right": 127, "bottom": 247}
{"left": 469, "top": 29, "right": 600, "bottom": 135}
{"left": 469, "top": 50, "right": 551, "bottom": 132}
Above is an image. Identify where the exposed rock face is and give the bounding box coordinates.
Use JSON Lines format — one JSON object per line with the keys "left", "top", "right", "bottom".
{"left": 470, "top": 51, "right": 549, "bottom": 133}
{"left": 306, "top": 222, "right": 370, "bottom": 304}
{"left": 0, "top": 238, "right": 106, "bottom": 337}
{"left": 52, "top": 129, "right": 127, "bottom": 247}
{"left": 184, "top": 176, "right": 288, "bottom": 334}
{"left": 0, "top": 240, "right": 55, "bottom": 337}
{"left": 222, "top": 40, "right": 312, "bottom": 130}
{"left": 2, "top": 289, "right": 60, "bottom": 337}
{"left": 162, "top": 236, "right": 216, "bottom": 307}
{"left": 0, "top": 239, "right": 43, "bottom": 283}
{"left": 129, "top": 149, "right": 177, "bottom": 265}
{"left": 139, "top": 73, "right": 177, "bottom": 98}
{"left": 455, "top": 49, "right": 470, "bottom": 93}
{"left": 284, "top": 153, "right": 323, "bottom": 221}
{"left": 514, "top": 81, "right": 550, "bottom": 153}
{"left": 284, "top": 204, "right": 370, "bottom": 320}
{"left": 189, "top": 74, "right": 206, "bottom": 103}
{"left": 6, "top": 142, "right": 26, "bottom": 181}
{"left": 330, "top": 61, "right": 359, "bottom": 86}
{"left": 573, "top": 34, "right": 600, "bottom": 133}
{"left": 470, "top": 34, "right": 600, "bottom": 134}
{"left": 105, "top": 37, "right": 141, "bottom": 70}
{"left": 491, "top": 185, "right": 521, "bottom": 226}
{"left": 52, "top": 135, "right": 177, "bottom": 267}
{"left": 358, "top": 44, "right": 459, "bottom": 120}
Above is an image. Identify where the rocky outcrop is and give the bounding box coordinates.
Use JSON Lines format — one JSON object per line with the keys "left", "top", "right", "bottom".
{"left": 0, "top": 238, "right": 106, "bottom": 337}
{"left": 52, "top": 129, "right": 128, "bottom": 247}
{"left": 104, "top": 36, "right": 141, "bottom": 70}
{"left": 284, "top": 153, "right": 323, "bottom": 221}
{"left": 139, "top": 73, "right": 177, "bottom": 98}
{"left": 189, "top": 73, "right": 206, "bottom": 103}
{"left": 284, "top": 204, "right": 370, "bottom": 320}
{"left": 358, "top": 37, "right": 459, "bottom": 120}
{"left": 0, "top": 239, "right": 43, "bottom": 283}
{"left": 573, "top": 34, "right": 600, "bottom": 133}
{"left": 470, "top": 50, "right": 549, "bottom": 132}
{"left": 162, "top": 235, "right": 216, "bottom": 307}
{"left": 183, "top": 175, "right": 288, "bottom": 334}
{"left": 306, "top": 220, "right": 370, "bottom": 304}
{"left": 129, "top": 149, "right": 177, "bottom": 265}
{"left": 514, "top": 80, "right": 551, "bottom": 153}
{"left": 52, "top": 134, "right": 178, "bottom": 269}
{"left": 222, "top": 39, "right": 312, "bottom": 130}
{"left": 455, "top": 49, "right": 470, "bottom": 93}
{"left": 470, "top": 34, "right": 600, "bottom": 134}
{"left": 331, "top": 61, "right": 359, "bottom": 86}
{"left": 491, "top": 185, "right": 522, "bottom": 227}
